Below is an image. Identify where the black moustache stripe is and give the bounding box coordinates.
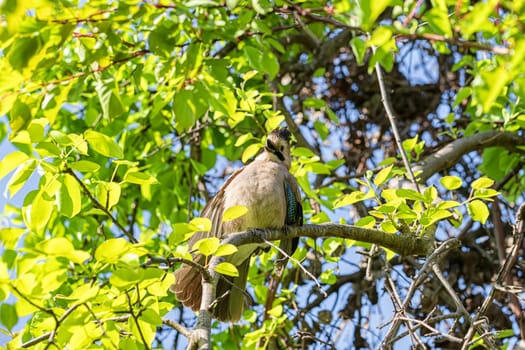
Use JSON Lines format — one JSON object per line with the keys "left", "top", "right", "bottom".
{"left": 265, "top": 140, "right": 285, "bottom": 161}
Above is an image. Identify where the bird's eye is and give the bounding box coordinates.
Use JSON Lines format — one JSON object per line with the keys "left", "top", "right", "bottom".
{"left": 280, "top": 146, "right": 284, "bottom": 151}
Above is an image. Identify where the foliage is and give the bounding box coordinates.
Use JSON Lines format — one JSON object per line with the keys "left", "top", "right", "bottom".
{"left": 1, "top": 0, "right": 525, "bottom": 349}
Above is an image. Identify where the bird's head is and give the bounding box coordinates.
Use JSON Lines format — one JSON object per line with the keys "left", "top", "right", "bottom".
{"left": 263, "top": 127, "right": 292, "bottom": 169}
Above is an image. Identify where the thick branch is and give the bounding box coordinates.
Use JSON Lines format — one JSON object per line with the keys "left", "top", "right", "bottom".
{"left": 221, "top": 224, "right": 432, "bottom": 257}
{"left": 414, "top": 131, "right": 525, "bottom": 182}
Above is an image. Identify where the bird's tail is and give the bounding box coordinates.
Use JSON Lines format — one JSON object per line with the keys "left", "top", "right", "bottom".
{"left": 170, "top": 262, "right": 203, "bottom": 311}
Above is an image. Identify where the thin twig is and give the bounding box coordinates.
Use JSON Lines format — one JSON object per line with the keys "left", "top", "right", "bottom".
{"left": 263, "top": 238, "right": 326, "bottom": 297}
{"left": 65, "top": 167, "right": 137, "bottom": 243}
{"left": 373, "top": 53, "right": 421, "bottom": 193}
{"left": 460, "top": 204, "right": 525, "bottom": 349}
{"left": 162, "top": 318, "right": 191, "bottom": 338}
{"left": 125, "top": 290, "right": 151, "bottom": 350}
{"left": 381, "top": 238, "right": 461, "bottom": 348}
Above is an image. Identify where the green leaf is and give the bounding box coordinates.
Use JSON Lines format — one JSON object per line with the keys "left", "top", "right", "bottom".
{"left": 421, "top": 209, "right": 452, "bottom": 227}
{"left": 319, "top": 270, "right": 337, "bottom": 284}
{"left": 222, "top": 205, "right": 249, "bottom": 221}
{"left": 71, "top": 134, "right": 88, "bottom": 155}
{"left": 267, "top": 304, "right": 283, "bottom": 317}
{"left": 368, "top": 26, "right": 393, "bottom": 47}
{"left": 174, "top": 90, "right": 197, "bottom": 133}
{"left": 27, "top": 118, "right": 48, "bottom": 142}
{"left": 95, "top": 238, "right": 132, "bottom": 264}
{"left": 215, "top": 262, "right": 239, "bottom": 277}
{"left": 242, "top": 143, "right": 262, "bottom": 163}
{"left": 350, "top": 37, "right": 367, "bottom": 65}
{"left": 334, "top": 191, "right": 368, "bottom": 208}
{"left": 264, "top": 112, "right": 285, "bottom": 132}
{"left": 471, "top": 177, "right": 494, "bottom": 189}
{"left": 110, "top": 268, "right": 144, "bottom": 289}
{"left": 0, "top": 228, "right": 25, "bottom": 249}
{"left": 189, "top": 217, "right": 212, "bottom": 232}
{"left": 467, "top": 200, "right": 490, "bottom": 224}
{"left": 402, "top": 135, "right": 419, "bottom": 153}
{"left": 423, "top": 7, "right": 453, "bottom": 37}
{"left": 29, "top": 189, "right": 54, "bottom": 233}
{"left": 140, "top": 309, "right": 162, "bottom": 327}
{"left": 58, "top": 173, "right": 82, "bottom": 218}
{"left": 310, "top": 212, "right": 331, "bottom": 224}
{"left": 96, "top": 181, "right": 121, "bottom": 209}
{"left": 381, "top": 220, "right": 397, "bottom": 233}
{"left": 440, "top": 176, "right": 463, "bottom": 190}
{"left": 41, "top": 237, "right": 74, "bottom": 256}
{"left": 261, "top": 49, "right": 279, "bottom": 80}
{"left": 95, "top": 78, "right": 124, "bottom": 120}
{"left": 359, "top": 0, "right": 392, "bottom": 30}
{"left": 124, "top": 171, "right": 158, "bottom": 185}
{"left": 214, "top": 244, "right": 238, "bottom": 257}
{"left": 68, "top": 160, "right": 101, "bottom": 172}
{"left": 40, "top": 237, "right": 90, "bottom": 264}
{"left": 395, "top": 189, "right": 426, "bottom": 201}
{"left": 7, "top": 36, "right": 41, "bottom": 71}
{"left": 355, "top": 216, "right": 376, "bottom": 228}
{"left": 374, "top": 164, "right": 393, "bottom": 186}
{"left": 437, "top": 200, "right": 461, "bottom": 210}
{"left": 84, "top": 130, "right": 124, "bottom": 158}
{"left": 473, "top": 188, "right": 499, "bottom": 199}
{"left": 0, "top": 304, "right": 18, "bottom": 331}
{"left": 244, "top": 45, "right": 279, "bottom": 79}
{"left": 292, "top": 147, "right": 317, "bottom": 158}
{"left": 226, "top": 0, "right": 239, "bottom": 9}
{"left": 0, "top": 151, "right": 29, "bottom": 180}
{"left": 194, "top": 237, "right": 220, "bottom": 256}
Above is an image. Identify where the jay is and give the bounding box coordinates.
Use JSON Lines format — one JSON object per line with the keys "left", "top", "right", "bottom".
{"left": 170, "top": 127, "right": 303, "bottom": 322}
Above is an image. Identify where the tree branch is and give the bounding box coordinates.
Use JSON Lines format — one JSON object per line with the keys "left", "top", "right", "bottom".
{"left": 220, "top": 224, "right": 432, "bottom": 257}
{"left": 374, "top": 52, "right": 421, "bottom": 193}
{"left": 414, "top": 131, "right": 525, "bottom": 182}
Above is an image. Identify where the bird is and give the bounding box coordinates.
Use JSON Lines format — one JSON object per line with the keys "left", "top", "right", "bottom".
{"left": 170, "top": 127, "right": 303, "bottom": 322}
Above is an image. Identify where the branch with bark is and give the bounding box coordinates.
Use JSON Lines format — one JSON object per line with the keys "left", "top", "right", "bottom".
{"left": 414, "top": 131, "right": 525, "bottom": 182}
{"left": 174, "top": 223, "right": 433, "bottom": 349}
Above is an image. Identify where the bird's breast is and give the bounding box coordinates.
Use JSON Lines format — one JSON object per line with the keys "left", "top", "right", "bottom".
{"left": 222, "top": 160, "right": 287, "bottom": 233}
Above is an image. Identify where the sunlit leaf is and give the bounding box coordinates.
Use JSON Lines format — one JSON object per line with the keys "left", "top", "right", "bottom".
{"left": 190, "top": 217, "right": 212, "bottom": 232}
{"left": 194, "top": 237, "right": 220, "bottom": 256}
{"left": 334, "top": 191, "right": 369, "bottom": 208}
{"left": 355, "top": 216, "right": 376, "bottom": 228}
{"left": 96, "top": 181, "right": 121, "bottom": 209}
{"left": 0, "top": 151, "right": 29, "bottom": 180}
{"left": 214, "top": 244, "right": 238, "bottom": 257}
{"left": 84, "top": 130, "right": 123, "bottom": 158}
{"left": 467, "top": 200, "right": 490, "bottom": 224}
{"left": 110, "top": 268, "right": 144, "bottom": 289}
{"left": 68, "top": 160, "right": 101, "bottom": 172}
{"left": 471, "top": 177, "right": 494, "bottom": 190}
{"left": 222, "top": 205, "right": 248, "bottom": 222}
{"left": 58, "top": 173, "right": 82, "bottom": 218}
{"left": 215, "top": 262, "right": 239, "bottom": 277}
{"left": 374, "top": 164, "right": 393, "bottom": 186}
{"left": 124, "top": 171, "right": 158, "bottom": 185}
{"left": 440, "top": 176, "right": 463, "bottom": 190}
{"left": 29, "top": 189, "right": 54, "bottom": 233}
{"left": 242, "top": 143, "right": 262, "bottom": 163}
{"left": 0, "top": 304, "right": 18, "bottom": 331}
{"left": 95, "top": 238, "right": 132, "bottom": 264}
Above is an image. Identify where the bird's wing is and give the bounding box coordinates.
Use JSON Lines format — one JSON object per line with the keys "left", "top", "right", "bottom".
{"left": 285, "top": 173, "right": 303, "bottom": 226}
{"left": 279, "top": 174, "right": 303, "bottom": 257}
{"left": 187, "top": 166, "right": 246, "bottom": 250}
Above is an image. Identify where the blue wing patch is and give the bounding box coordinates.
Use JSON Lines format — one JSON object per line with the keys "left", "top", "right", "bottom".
{"left": 285, "top": 183, "right": 298, "bottom": 225}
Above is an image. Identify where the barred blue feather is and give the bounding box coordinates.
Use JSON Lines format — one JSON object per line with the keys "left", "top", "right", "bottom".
{"left": 285, "top": 183, "right": 298, "bottom": 225}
